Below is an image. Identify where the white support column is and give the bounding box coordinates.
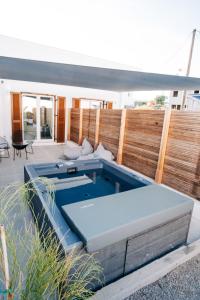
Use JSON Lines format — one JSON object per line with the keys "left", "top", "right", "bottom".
{"left": 119, "top": 92, "right": 129, "bottom": 109}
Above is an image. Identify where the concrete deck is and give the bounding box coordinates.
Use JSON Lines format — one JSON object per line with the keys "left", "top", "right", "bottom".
{"left": 1, "top": 144, "right": 200, "bottom": 299}
{"left": 0, "top": 144, "right": 65, "bottom": 187}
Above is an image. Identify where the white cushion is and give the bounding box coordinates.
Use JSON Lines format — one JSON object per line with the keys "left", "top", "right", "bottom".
{"left": 94, "top": 143, "right": 105, "bottom": 155}
{"left": 77, "top": 143, "right": 114, "bottom": 161}
{"left": 77, "top": 153, "right": 96, "bottom": 160}
{"left": 63, "top": 139, "right": 93, "bottom": 159}
{"left": 64, "top": 146, "right": 82, "bottom": 159}
{"left": 81, "top": 138, "right": 93, "bottom": 155}
{"left": 94, "top": 143, "right": 114, "bottom": 161}
{"left": 97, "top": 149, "right": 114, "bottom": 161}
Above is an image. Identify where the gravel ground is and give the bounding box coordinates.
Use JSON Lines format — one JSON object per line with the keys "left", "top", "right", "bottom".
{"left": 127, "top": 254, "right": 200, "bottom": 300}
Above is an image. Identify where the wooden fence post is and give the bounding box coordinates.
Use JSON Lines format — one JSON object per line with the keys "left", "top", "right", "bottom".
{"left": 95, "top": 109, "right": 100, "bottom": 148}
{"left": 155, "top": 108, "right": 172, "bottom": 184}
{"left": 78, "top": 108, "right": 83, "bottom": 145}
{"left": 0, "top": 225, "right": 13, "bottom": 299}
{"left": 67, "top": 108, "right": 71, "bottom": 141}
{"left": 117, "top": 109, "right": 127, "bottom": 164}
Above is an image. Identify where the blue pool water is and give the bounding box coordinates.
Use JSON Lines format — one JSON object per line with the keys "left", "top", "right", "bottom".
{"left": 45, "top": 168, "right": 146, "bottom": 210}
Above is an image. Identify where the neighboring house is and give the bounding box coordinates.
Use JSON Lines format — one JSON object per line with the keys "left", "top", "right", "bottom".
{"left": 0, "top": 35, "right": 137, "bottom": 144}
{"left": 169, "top": 90, "right": 200, "bottom": 111}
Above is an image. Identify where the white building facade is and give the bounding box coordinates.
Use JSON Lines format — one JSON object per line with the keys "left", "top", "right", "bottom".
{"left": 169, "top": 89, "right": 200, "bottom": 111}
{"left": 0, "top": 79, "right": 120, "bottom": 144}
{"left": 0, "top": 35, "right": 135, "bottom": 144}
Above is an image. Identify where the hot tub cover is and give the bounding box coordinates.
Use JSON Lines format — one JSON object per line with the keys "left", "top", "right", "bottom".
{"left": 62, "top": 185, "right": 194, "bottom": 252}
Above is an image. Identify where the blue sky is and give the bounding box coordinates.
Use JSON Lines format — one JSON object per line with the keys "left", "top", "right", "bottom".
{"left": 0, "top": 0, "right": 200, "bottom": 95}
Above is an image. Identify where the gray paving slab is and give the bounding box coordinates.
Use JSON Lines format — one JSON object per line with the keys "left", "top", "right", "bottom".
{"left": 127, "top": 254, "right": 200, "bottom": 300}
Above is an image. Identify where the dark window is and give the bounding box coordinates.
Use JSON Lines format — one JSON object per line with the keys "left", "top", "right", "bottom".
{"left": 172, "top": 105, "right": 176, "bottom": 109}
{"left": 177, "top": 105, "right": 181, "bottom": 110}
{"left": 194, "top": 90, "right": 199, "bottom": 94}
{"left": 173, "top": 91, "right": 178, "bottom": 97}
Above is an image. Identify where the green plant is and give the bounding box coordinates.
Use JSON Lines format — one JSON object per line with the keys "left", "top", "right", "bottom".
{"left": 155, "top": 95, "right": 166, "bottom": 106}
{"left": 0, "top": 180, "right": 102, "bottom": 299}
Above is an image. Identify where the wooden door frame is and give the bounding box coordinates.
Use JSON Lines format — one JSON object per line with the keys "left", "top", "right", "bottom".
{"left": 11, "top": 92, "right": 22, "bottom": 142}
{"left": 54, "top": 96, "right": 57, "bottom": 141}
{"left": 57, "top": 96, "right": 66, "bottom": 143}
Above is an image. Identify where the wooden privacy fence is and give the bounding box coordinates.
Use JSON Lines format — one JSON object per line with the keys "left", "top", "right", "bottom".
{"left": 69, "top": 108, "right": 200, "bottom": 200}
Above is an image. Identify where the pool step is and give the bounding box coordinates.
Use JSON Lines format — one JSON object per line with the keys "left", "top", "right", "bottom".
{"left": 51, "top": 175, "right": 93, "bottom": 190}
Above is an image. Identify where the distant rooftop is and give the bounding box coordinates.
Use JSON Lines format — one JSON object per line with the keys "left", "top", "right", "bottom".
{"left": 190, "top": 94, "right": 200, "bottom": 101}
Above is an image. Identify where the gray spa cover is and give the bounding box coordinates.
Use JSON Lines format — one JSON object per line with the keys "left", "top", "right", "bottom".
{"left": 62, "top": 185, "right": 194, "bottom": 252}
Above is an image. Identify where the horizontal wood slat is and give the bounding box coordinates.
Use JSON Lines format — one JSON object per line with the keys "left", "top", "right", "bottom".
{"left": 99, "top": 109, "right": 122, "bottom": 158}
{"left": 122, "top": 110, "right": 165, "bottom": 178}
{"left": 70, "top": 108, "right": 80, "bottom": 143}
{"left": 82, "top": 109, "right": 97, "bottom": 146}
{"left": 162, "top": 111, "right": 200, "bottom": 199}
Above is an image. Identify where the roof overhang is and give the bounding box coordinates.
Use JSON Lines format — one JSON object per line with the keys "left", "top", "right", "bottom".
{"left": 1, "top": 56, "right": 200, "bottom": 92}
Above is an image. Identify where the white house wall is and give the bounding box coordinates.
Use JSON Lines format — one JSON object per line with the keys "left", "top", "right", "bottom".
{"left": 169, "top": 90, "right": 200, "bottom": 111}
{"left": 0, "top": 79, "right": 120, "bottom": 143}
{"left": 169, "top": 91, "right": 184, "bottom": 106}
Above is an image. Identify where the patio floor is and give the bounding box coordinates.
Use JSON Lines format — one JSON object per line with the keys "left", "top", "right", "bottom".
{"left": 1, "top": 143, "right": 200, "bottom": 299}
{"left": 0, "top": 144, "right": 65, "bottom": 187}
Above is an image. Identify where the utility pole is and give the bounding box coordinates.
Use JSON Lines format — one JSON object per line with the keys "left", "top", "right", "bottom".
{"left": 182, "top": 29, "right": 197, "bottom": 109}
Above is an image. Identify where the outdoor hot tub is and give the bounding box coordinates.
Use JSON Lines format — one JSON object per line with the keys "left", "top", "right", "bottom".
{"left": 24, "top": 159, "right": 194, "bottom": 286}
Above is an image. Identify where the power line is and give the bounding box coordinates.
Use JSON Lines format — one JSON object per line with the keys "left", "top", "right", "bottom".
{"left": 163, "top": 31, "right": 192, "bottom": 65}
{"left": 182, "top": 28, "right": 197, "bottom": 109}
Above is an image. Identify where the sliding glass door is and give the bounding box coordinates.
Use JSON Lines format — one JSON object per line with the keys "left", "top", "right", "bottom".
{"left": 22, "top": 94, "right": 54, "bottom": 142}
{"left": 22, "top": 95, "right": 37, "bottom": 141}
{"left": 40, "top": 96, "right": 54, "bottom": 140}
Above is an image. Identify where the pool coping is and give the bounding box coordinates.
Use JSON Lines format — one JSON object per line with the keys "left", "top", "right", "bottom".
{"left": 91, "top": 237, "right": 200, "bottom": 300}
